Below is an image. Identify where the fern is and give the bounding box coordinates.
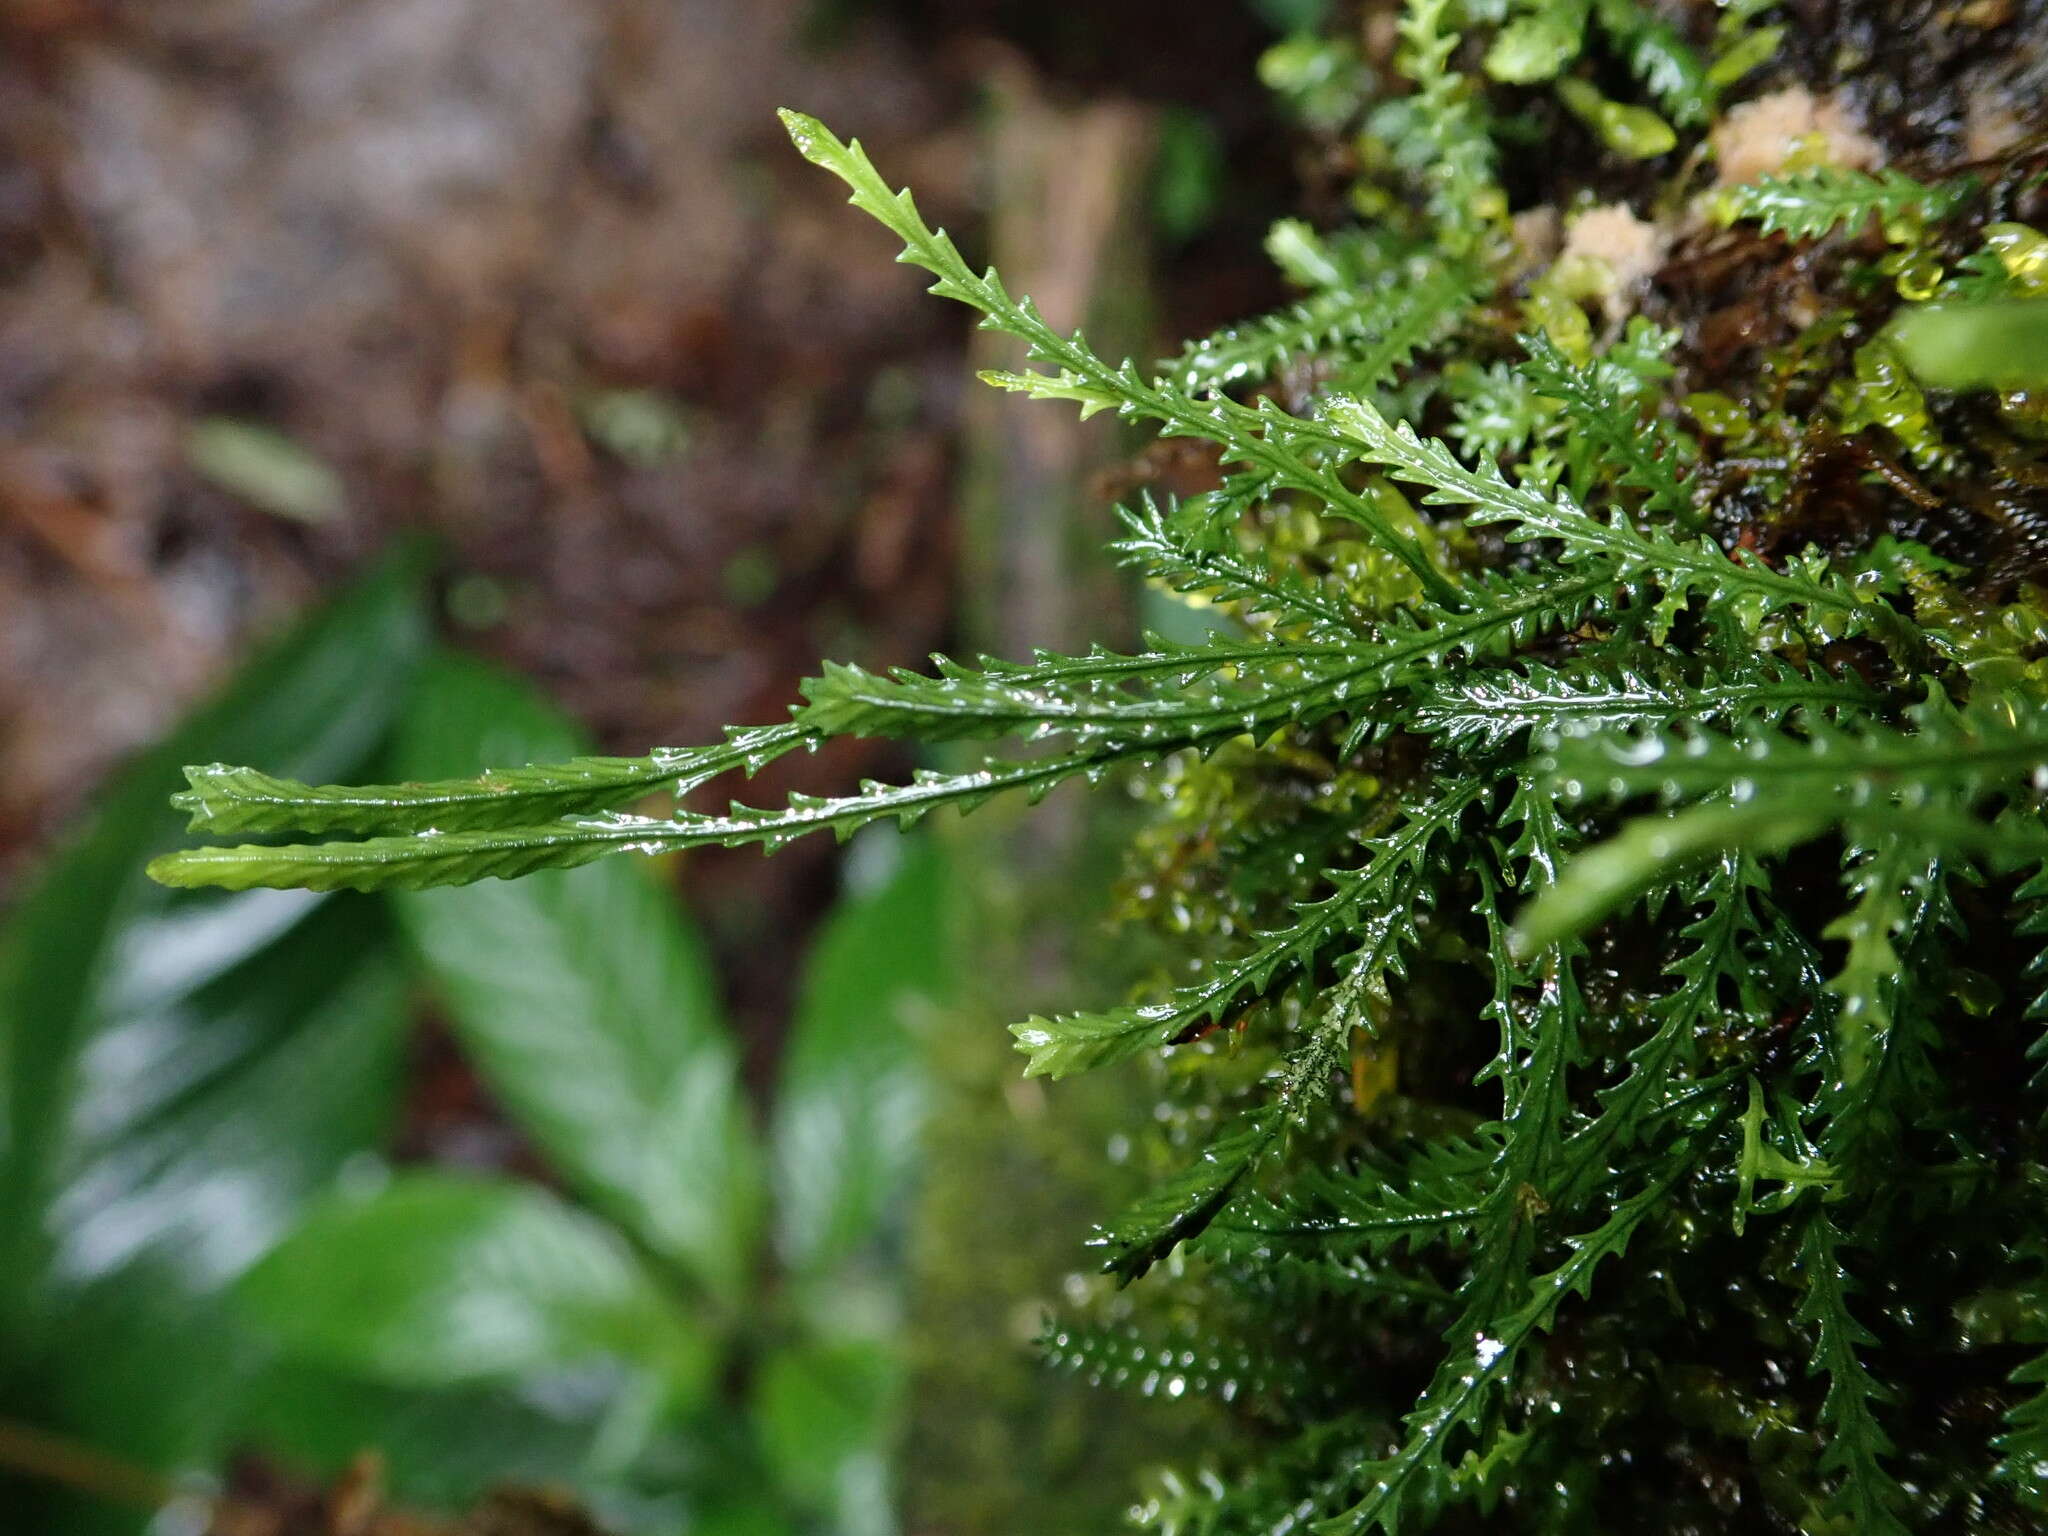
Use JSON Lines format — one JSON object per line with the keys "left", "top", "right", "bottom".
{"left": 137, "top": 17, "right": 2048, "bottom": 1531}
{"left": 173, "top": 721, "right": 820, "bottom": 836}
{"left": 779, "top": 110, "right": 1463, "bottom": 609}
{"left": 1722, "top": 166, "right": 1976, "bottom": 242}
{"left": 1411, "top": 655, "right": 1876, "bottom": 750}
{"left": 1015, "top": 784, "right": 1470, "bottom": 1080}
{"left": 1167, "top": 256, "right": 1482, "bottom": 396}
{"left": 1591, "top": 0, "right": 1711, "bottom": 127}
{"left": 1204, "top": 1134, "right": 1495, "bottom": 1261}
{"left": 1517, "top": 330, "right": 1698, "bottom": 526}
{"left": 1994, "top": 1241, "right": 2048, "bottom": 1513}
{"left": 1110, "top": 495, "right": 1370, "bottom": 637}
{"left": 1324, "top": 1131, "right": 1710, "bottom": 1534}
{"left": 1797, "top": 1211, "right": 1912, "bottom": 1535}
{"left": 149, "top": 742, "right": 1163, "bottom": 892}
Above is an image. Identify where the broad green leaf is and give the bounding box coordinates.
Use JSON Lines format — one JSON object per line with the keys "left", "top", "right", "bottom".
{"left": 235, "top": 1365, "right": 607, "bottom": 1510}
{"left": 390, "top": 652, "right": 763, "bottom": 1303}
{"left": 237, "top": 1173, "right": 708, "bottom": 1392}
{"left": 754, "top": 1338, "right": 900, "bottom": 1536}
{"left": 773, "top": 834, "right": 952, "bottom": 1282}
{"left": 0, "top": 554, "right": 426, "bottom": 1527}
{"left": 0, "top": 550, "right": 423, "bottom": 1314}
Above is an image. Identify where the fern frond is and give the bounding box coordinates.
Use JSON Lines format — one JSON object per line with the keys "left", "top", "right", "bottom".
{"left": 1445, "top": 362, "right": 1559, "bottom": 461}
{"left": 780, "top": 110, "right": 1464, "bottom": 608}
{"left": 1133, "top": 1420, "right": 1392, "bottom": 1536}
{"left": 1518, "top": 331, "right": 1698, "bottom": 525}
{"left": 1321, "top": 1134, "right": 1706, "bottom": 1534}
{"left": 1510, "top": 794, "right": 2020, "bottom": 959}
{"left": 1545, "top": 695, "right": 2048, "bottom": 813}
{"left": 1797, "top": 1210, "right": 1912, "bottom": 1536}
{"left": 1396, "top": 0, "right": 1502, "bottom": 239}
{"left": 2020, "top": 860, "right": 2048, "bottom": 1117}
{"left": 796, "top": 641, "right": 1352, "bottom": 746}
{"left": 1112, "top": 496, "right": 1369, "bottom": 637}
{"left": 1096, "top": 1105, "right": 1286, "bottom": 1283}
{"left": 172, "top": 721, "right": 818, "bottom": 837}
{"left": 1327, "top": 856, "right": 1602, "bottom": 1533}
{"left": 1822, "top": 840, "right": 1929, "bottom": 1089}
{"left": 1013, "top": 785, "right": 1473, "bottom": 1078}
{"left": 1998, "top": 1344, "right": 2048, "bottom": 1514}
{"left": 1818, "top": 853, "right": 1949, "bottom": 1177}
{"left": 1319, "top": 393, "right": 1927, "bottom": 660}
{"left": 1721, "top": 166, "right": 1975, "bottom": 242}
{"left": 1411, "top": 656, "right": 1878, "bottom": 752}
{"left": 1098, "top": 782, "right": 1481, "bottom": 1280}
{"left": 1592, "top": 0, "right": 1711, "bottom": 126}
{"left": 148, "top": 740, "right": 1162, "bottom": 894}
{"left": 1250, "top": 1251, "right": 1459, "bottom": 1313}
{"left": 1548, "top": 853, "right": 1759, "bottom": 1211}
{"left": 1040, "top": 1317, "right": 1315, "bottom": 1405}
{"left": 1994, "top": 1243, "right": 2048, "bottom": 1512}
{"left": 1167, "top": 257, "right": 1481, "bottom": 396}
{"left": 1205, "top": 1134, "right": 1496, "bottom": 1260}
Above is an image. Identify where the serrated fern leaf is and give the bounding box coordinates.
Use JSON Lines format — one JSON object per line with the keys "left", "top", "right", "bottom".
{"left": 1013, "top": 786, "right": 1473, "bottom": 1078}
{"left": 1397, "top": 0, "right": 1501, "bottom": 239}
{"left": 1205, "top": 1134, "right": 1495, "bottom": 1260}
{"left": 780, "top": 109, "right": 1464, "bottom": 608}
{"left": 1822, "top": 840, "right": 1926, "bottom": 1090}
{"left": 148, "top": 741, "right": 1160, "bottom": 894}
{"left": 1133, "top": 1420, "right": 1393, "bottom": 1536}
{"left": 1547, "top": 695, "right": 2048, "bottom": 815}
{"left": 1096, "top": 1105, "right": 1286, "bottom": 1283}
{"left": 1166, "top": 256, "right": 1480, "bottom": 396}
{"left": 1819, "top": 853, "right": 1949, "bottom": 1177}
{"left": 2021, "top": 860, "right": 2048, "bottom": 1117}
{"left": 1797, "top": 1210, "right": 1912, "bottom": 1536}
{"left": 1994, "top": 1244, "right": 2048, "bottom": 1511}
{"left": 171, "top": 721, "right": 817, "bottom": 836}
{"left": 1722, "top": 166, "right": 1974, "bottom": 242}
{"left": 1320, "top": 393, "right": 1926, "bottom": 659}
{"left": 1411, "top": 657, "right": 1878, "bottom": 752}
{"left": 1320, "top": 1135, "right": 1705, "bottom": 1534}
{"left": 1549, "top": 853, "right": 1759, "bottom": 1210}
{"left": 1998, "top": 1346, "right": 2048, "bottom": 1513}
{"left": 1040, "top": 1318, "right": 1315, "bottom": 1405}
{"left": 796, "top": 640, "right": 1367, "bottom": 748}
{"left": 1099, "top": 794, "right": 1476, "bottom": 1282}
{"left": 1112, "top": 496, "right": 1370, "bottom": 638}
{"left": 1343, "top": 875, "right": 1597, "bottom": 1534}
{"left": 1518, "top": 331, "right": 1698, "bottom": 525}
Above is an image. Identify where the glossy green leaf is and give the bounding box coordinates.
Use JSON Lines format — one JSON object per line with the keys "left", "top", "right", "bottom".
{"left": 0, "top": 552, "right": 425, "bottom": 1306}
{"left": 754, "top": 1338, "right": 899, "bottom": 1535}
{"left": 772, "top": 835, "right": 952, "bottom": 1280}
{"left": 0, "top": 555, "right": 426, "bottom": 1528}
{"left": 1891, "top": 300, "right": 2048, "bottom": 391}
{"left": 390, "top": 652, "right": 763, "bottom": 1304}
{"left": 237, "top": 1172, "right": 708, "bottom": 1390}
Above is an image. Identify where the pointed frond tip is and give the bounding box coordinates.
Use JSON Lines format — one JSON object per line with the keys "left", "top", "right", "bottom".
{"left": 778, "top": 106, "right": 1466, "bottom": 609}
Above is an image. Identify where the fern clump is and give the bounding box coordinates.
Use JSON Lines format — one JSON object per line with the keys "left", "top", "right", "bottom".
{"left": 151, "top": 4, "right": 2048, "bottom": 1530}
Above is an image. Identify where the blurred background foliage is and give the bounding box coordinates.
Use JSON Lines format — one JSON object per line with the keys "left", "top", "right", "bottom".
{"left": 0, "top": 0, "right": 1307, "bottom": 1530}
